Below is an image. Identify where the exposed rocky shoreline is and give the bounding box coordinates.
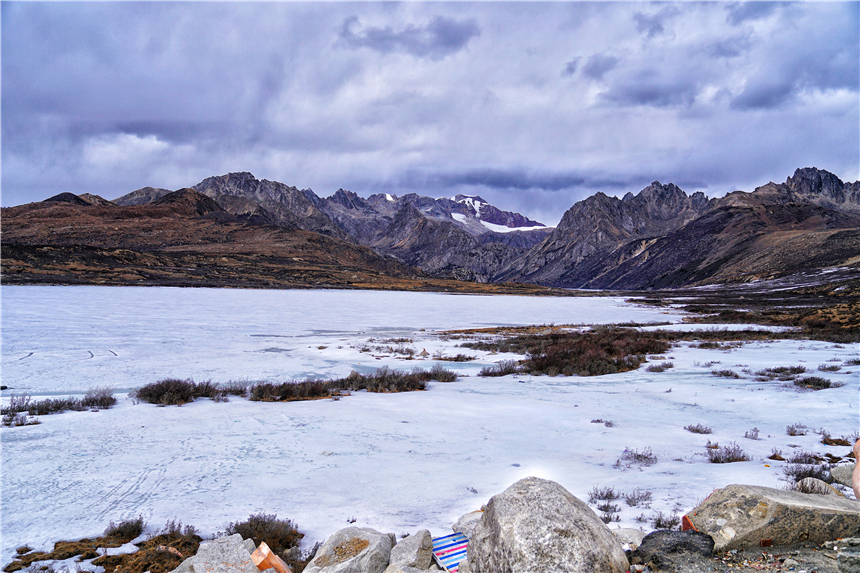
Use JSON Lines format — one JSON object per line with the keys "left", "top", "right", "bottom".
{"left": 162, "top": 469, "right": 859, "bottom": 573}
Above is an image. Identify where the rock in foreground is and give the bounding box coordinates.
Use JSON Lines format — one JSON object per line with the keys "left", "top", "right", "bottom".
{"left": 686, "top": 484, "right": 860, "bottom": 551}
{"left": 628, "top": 530, "right": 714, "bottom": 573}
{"left": 463, "top": 476, "right": 629, "bottom": 573}
{"left": 304, "top": 527, "right": 395, "bottom": 573}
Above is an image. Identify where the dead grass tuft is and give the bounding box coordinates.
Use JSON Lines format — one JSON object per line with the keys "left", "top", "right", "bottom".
{"left": 707, "top": 442, "right": 750, "bottom": 463}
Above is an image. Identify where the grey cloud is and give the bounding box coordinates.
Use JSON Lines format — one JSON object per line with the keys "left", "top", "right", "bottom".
{"left": 602, "top": 73, "right": 700, "bottom": 108}
{"left": 705, "top": 36, "right": 751, "bottom": 59}
{"left": 633, "top": 6, "right": 679, "bottom": 38}
{"left": 731, "top": 28, "right": 858, "bottom": 110}
{"left": 338, "top": 15, "right": 480, "bottom": 59}
{"left": 581, "top": 54, "right": 620, "bottom": 81}
{"left": 726, "top": 2, "right": 782, "bottom": 25}
{"left": 562, "top": 57, "right": 580, "bottom": 77}
{"left": 394, "top": 168, "right": 640, "bottom": 194}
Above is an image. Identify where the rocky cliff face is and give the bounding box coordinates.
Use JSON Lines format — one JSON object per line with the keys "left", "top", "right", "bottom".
{"left": 97, "top": 166, "right": 860, "bottom": 290}
{"left": 316, "top": 188, "right": 551, "bottom": 281}
{"left": 114, "top": 175, "right": 551, "bottom": 281}
{"left": 113, "top": 186, "right": 172, "bottom": 206}
{"left": 497, "top": 182, "right": 710, "bottom": 286}
{"left": 190, "top": 172, "right": 348, "bottom": 239}
{"left": 501, "top": 168, "right": 860, "bottom": 289}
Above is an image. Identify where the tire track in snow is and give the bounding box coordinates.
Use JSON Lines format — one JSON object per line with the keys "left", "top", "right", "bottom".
{"left": 82, "top": 467, "right": 168, "bottom": 521}
{"left": 17, "top": 352, "right": 34, "bottom": 361}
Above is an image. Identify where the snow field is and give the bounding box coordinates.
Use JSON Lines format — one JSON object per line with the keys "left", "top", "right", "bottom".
{"left": 1, "top": 286, "right": 857, "bottom": 567}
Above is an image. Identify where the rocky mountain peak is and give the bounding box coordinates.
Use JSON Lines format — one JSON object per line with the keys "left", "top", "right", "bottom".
{"left": 786, "top": 167, "right": 847, "bottom": 202}
{"left": 43, "top": 192, "right": 91, "bottom": 206}
{"left": 152, "top": 188, "right": 226, "bottom": 216}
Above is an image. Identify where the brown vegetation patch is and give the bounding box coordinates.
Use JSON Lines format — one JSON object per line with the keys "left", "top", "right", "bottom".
{"left": 93, "top": 533, "right": 202, "bottom": 573}
{"left": 464, "top": 327, "right": 670, "bottom": 377}
{"left": 3, "top": 537, "right": 131, "bottom": 572}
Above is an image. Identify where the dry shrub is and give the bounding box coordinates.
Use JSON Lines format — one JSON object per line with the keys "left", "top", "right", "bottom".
{"left": 429, "top": 364, "right": 457, "bottom": 382}
{"left": 478, "top": 360, "right": 520, "bottom": 377}
{"left": 786, "top": 423, "right": 808, "bottom": 436}
{"left": 781, "top": 463, "right": 832, "bottom": 486}
{"left": 794, "top": 376, "right": 842, "bottom": 390}
{"left": 1, "top": 389, "right": 117, "bottom": 420}
{"left": 623, "top": 489, "right": 653, "bottom": 507}
{"left": 248, "top": 366, "right": 454, "bottom": 402}
{"left": 684, "top": 424, "right": 712, "bottom": 434}
{"left": 786, "top": 450, "right": 824, "bottom": 464}
{"left": 711, "top": 369, "right": 740, "bottom": 379}
{"left": 652, "top": 511, "right": 680, "bottom": 530}
{"left": 707, "top": 442, "right": 750, "bottom": 463}
{"left": 131, "top": 379, "right": 201, "bottom": 405}
{"left": 587, "top": 485, "right": 619, "bottom": 503}
{"left": 225, "top": 513, "right": 302, "bottom": 556}
{"left": 224, "top": 513, "right": 318, "bottom": 573}
{"left": 646, "top": 362, "right": 674, "bottom": 373}
{"left": 616, "top": 447, "right": 657, "bottom": 468}
{"left": 104, "top": 515, "right": 146, "bottom": 540}
{"left": 81, "top": 387, "right": 118, "bottom": 410}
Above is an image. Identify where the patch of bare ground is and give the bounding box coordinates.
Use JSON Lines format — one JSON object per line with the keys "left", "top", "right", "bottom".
{"left": 3, "top": 528, "right": 200, "bottom": 573}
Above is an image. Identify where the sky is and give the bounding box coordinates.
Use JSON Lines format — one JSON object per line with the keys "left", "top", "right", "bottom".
{"left": 2, "top": 1, "right": 858, "bottom": 225}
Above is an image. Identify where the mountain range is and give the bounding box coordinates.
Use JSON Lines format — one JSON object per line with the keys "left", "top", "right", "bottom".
{"left": 3, "top": 167, "right": 858, "bottom": 291}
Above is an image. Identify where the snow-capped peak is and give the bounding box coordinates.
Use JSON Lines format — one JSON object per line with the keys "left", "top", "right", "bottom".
{"left": 453, "top": 194, "right": 489, "bottom": 216}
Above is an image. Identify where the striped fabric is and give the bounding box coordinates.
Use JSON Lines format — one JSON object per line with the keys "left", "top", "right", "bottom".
{"left": 432, "top": 533, "right": 469, "bottom": 573}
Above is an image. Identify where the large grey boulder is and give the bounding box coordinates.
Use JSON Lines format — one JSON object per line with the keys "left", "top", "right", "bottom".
{"left": 686, "top": 484, "right": 860, "bottom": 551}
{"left": 463, "top": 477, "right": 629, "bottom": 573}
{"left": 171, "top": 534, "right": 258, "bottom": 573}
{"left": 383, "top": 530, "right": 433, "bottom": 573}
{"left": 304, "top": 527, "right": 395, "bottom": 573}
{"left": 452, "top": 511, "right": 483, "bottom": 540}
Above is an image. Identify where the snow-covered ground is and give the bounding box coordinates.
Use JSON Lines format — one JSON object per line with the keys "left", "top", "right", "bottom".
{"left": 1, "top": 286, "right": 857, "bottom": 567}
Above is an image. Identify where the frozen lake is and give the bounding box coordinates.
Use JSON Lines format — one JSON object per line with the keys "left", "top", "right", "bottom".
{"left": 1, "top": 286, "right": 678, "bottom": 394}
{"left": 1, "top": 286, "right": 857, "bottom": 567}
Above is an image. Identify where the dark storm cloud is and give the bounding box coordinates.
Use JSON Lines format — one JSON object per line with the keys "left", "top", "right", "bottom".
{"left": 338, "top": 15, "right": 480, "bottom": 59}
{"left": 581, "top": 54, "right": 620, "bottom": 81}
